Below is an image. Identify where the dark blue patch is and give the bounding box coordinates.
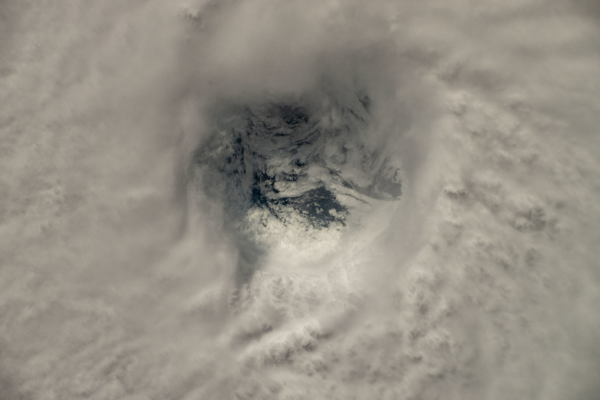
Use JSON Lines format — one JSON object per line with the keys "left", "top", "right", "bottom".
{"left": 251, "top": 184, "right": 348, "bottom": 229}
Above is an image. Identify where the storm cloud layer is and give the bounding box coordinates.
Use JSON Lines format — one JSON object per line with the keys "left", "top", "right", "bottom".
{"left": 1, "top": 0, "right": 600, "bottom": 399}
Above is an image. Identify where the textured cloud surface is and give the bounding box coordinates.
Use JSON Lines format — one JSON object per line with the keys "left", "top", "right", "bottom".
{"left": 1, "top": 0, "right": 600, "bottom": 399}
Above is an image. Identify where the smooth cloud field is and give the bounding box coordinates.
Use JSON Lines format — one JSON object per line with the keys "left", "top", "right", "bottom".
{"left": 1, "top": 0, "right": 600, "bottom": 399}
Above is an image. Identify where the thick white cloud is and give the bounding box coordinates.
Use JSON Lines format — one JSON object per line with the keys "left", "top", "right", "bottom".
{"left": 1, "top": 0, "right": 599, "bottom": 399}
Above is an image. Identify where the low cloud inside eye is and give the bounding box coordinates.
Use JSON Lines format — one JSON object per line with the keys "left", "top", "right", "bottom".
{"left": 191, "top": 80, "right": 405, "bottom": 281}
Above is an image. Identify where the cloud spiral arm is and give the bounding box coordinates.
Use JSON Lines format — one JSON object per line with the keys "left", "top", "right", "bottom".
{"left": 0, "top": 0, "right": 599, "bottom": 399}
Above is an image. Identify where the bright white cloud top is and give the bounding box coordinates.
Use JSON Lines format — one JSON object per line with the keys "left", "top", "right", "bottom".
{"left": 1, "top": 1, "right": 599, "bottom": 399}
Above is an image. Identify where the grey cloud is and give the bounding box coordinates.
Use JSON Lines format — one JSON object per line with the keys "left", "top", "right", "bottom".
{"left": 1, "top": 0, "right": 600, "bottom": 399}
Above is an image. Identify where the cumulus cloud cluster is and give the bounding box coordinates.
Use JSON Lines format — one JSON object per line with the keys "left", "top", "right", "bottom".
{"left": 1, "top": 0, "right": 600, "bottom": 399}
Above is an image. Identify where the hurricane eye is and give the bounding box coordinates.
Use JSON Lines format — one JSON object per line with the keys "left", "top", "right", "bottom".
{"left": 192, "top": 90, "right": 402, "bottom": 279}
{"left": 277, "top": 105, "right": 309, "bottom": 127}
